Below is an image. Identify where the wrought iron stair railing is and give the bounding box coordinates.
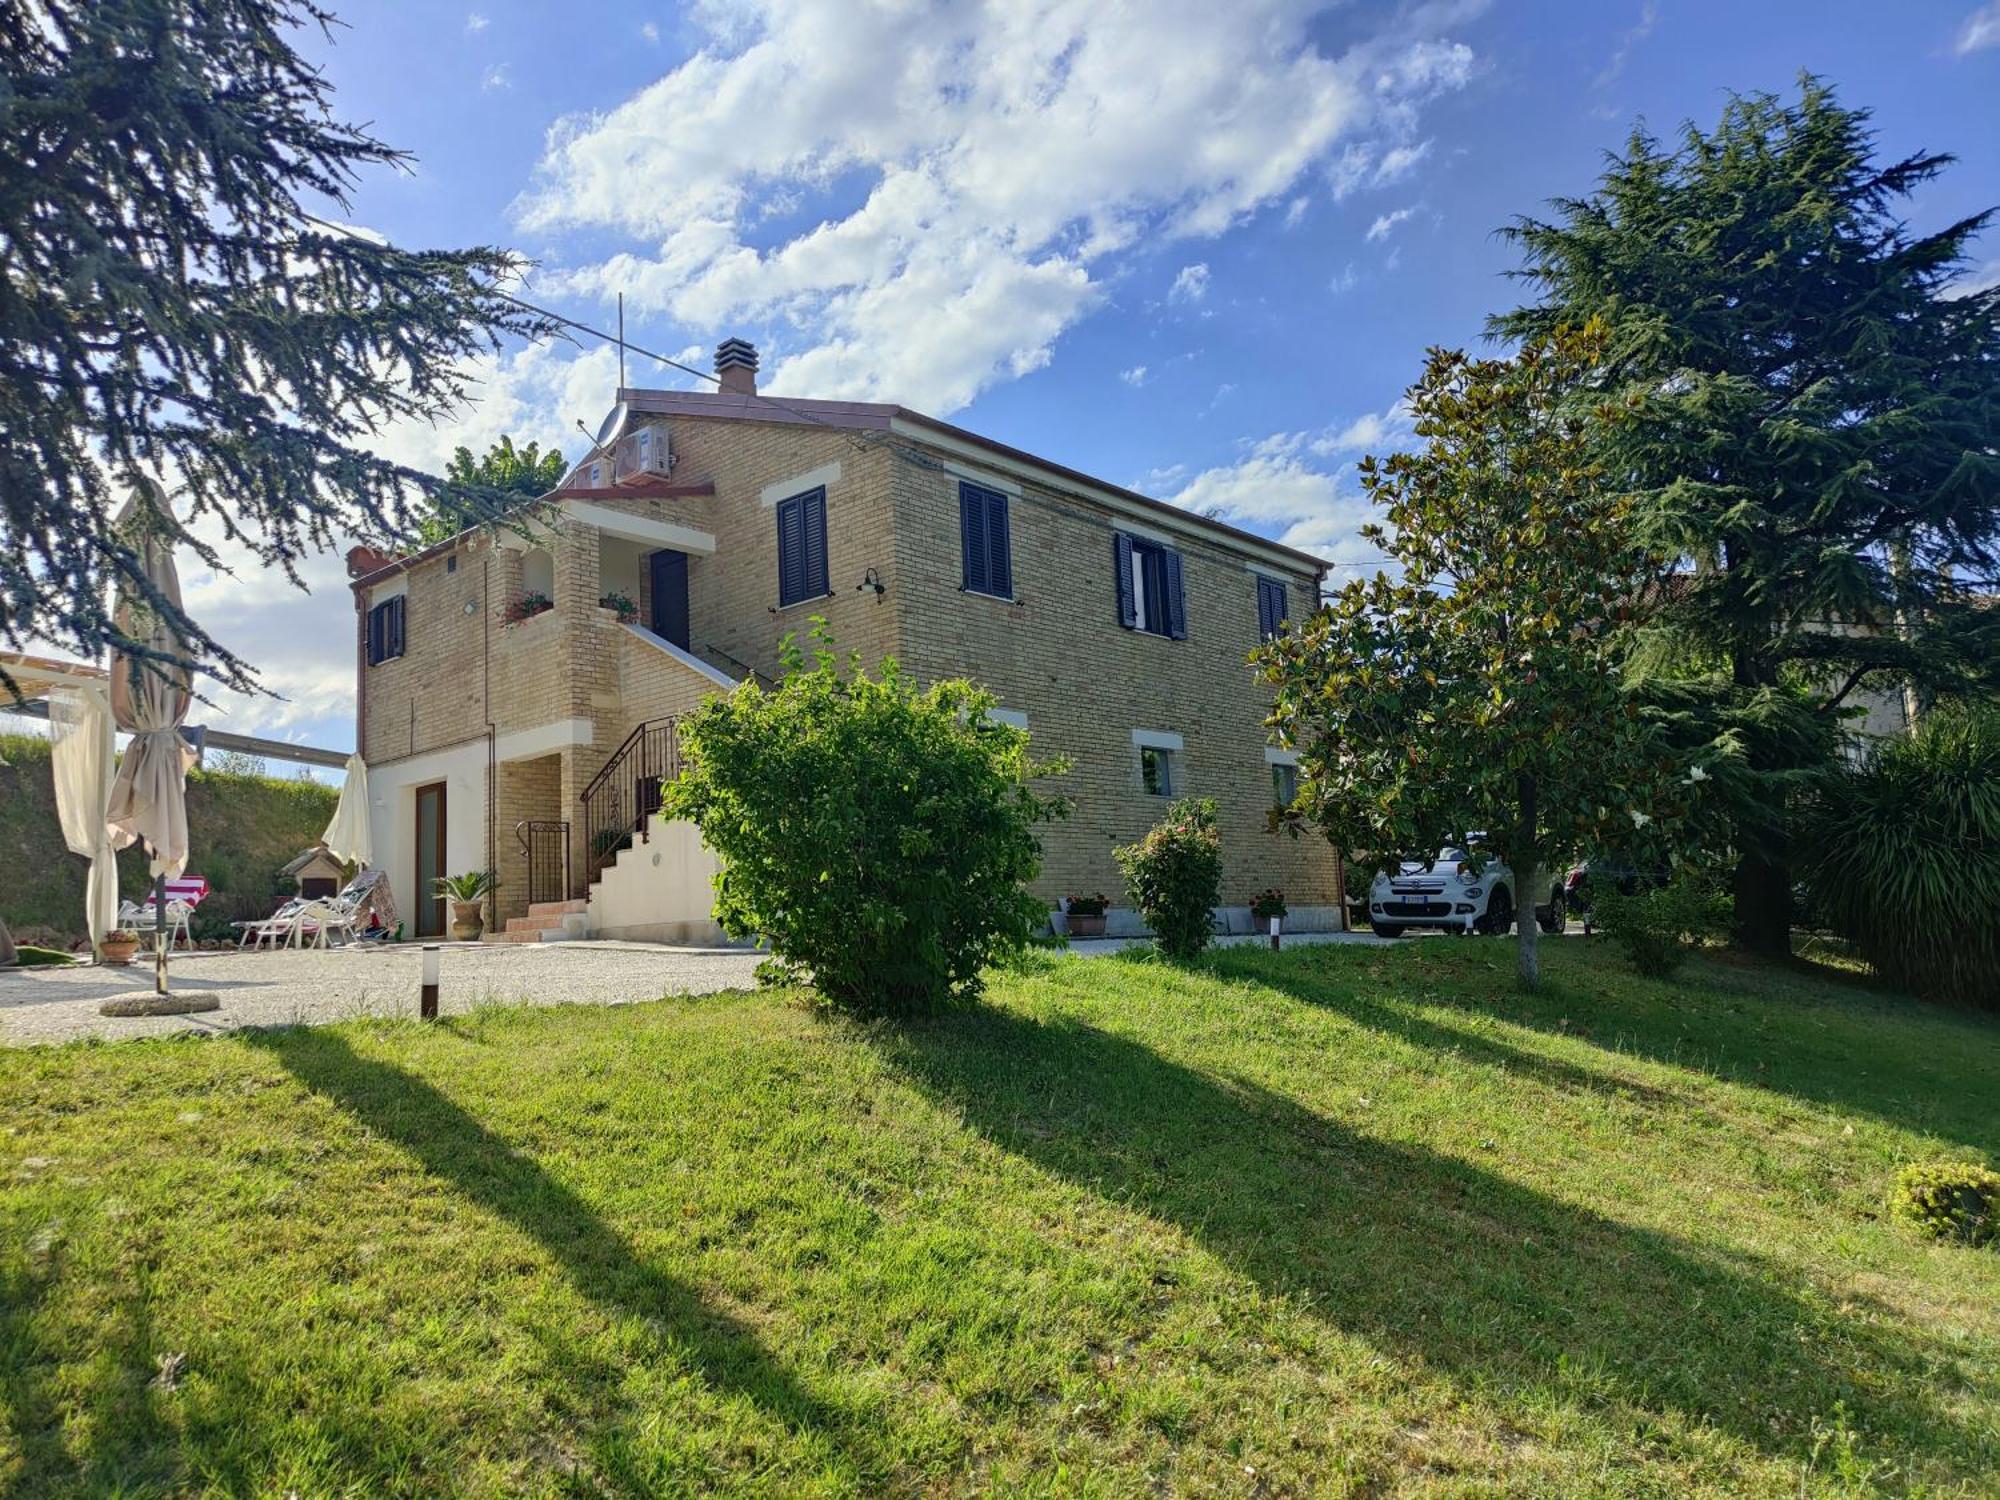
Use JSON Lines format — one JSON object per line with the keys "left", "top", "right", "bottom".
{"left": 515, "top": 820, "right": 571, "bottom": 908}
{"left": 578, "top": 717, "right": 681, "bottom": 886}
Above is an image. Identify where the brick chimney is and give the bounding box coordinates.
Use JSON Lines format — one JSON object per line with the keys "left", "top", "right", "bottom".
{"left": 715, "top": 337, "right": 758, "bottom": 396}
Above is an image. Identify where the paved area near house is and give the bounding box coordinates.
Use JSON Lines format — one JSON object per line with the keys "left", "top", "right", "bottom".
{"left": 0, "top": 941, "right": 765, "bottom": 1047}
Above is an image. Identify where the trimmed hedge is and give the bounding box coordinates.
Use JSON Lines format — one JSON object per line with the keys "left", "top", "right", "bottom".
{"left": 0, "top": 733, "right": 338, "bottom": 947}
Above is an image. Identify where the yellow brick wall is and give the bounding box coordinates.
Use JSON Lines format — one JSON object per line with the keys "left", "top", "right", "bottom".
{"left": 879, "top": 442, "right": 1340, "bottom": 911}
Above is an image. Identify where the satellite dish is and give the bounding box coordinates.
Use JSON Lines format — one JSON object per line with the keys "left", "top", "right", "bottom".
{"left": 594, "top": 400, "right": 629, "bottom": 449}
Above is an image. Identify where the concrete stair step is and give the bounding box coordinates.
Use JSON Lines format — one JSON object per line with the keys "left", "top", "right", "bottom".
{"left": 527, "top": 898, "right": 589, "bottom": 917}
{"left": 506, "top": 913, "right": 567, "bottom": 933}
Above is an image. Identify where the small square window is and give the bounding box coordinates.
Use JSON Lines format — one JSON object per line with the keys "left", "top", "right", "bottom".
{"left": 1271, "top": 761, "right": 1299, "bottom": 808}
{"left": 1141, "top": 745, "right": 1176, "bottom": 797}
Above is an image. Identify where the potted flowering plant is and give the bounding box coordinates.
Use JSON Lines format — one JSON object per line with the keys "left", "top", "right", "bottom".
{"left": 1065, "top": 892, "right": 1110, "bottom": 939}
{"left": 599, "top": 591, "right": 638, "bottom": 624}
{"left": 502, "top": 591, "right": 553, "bottom": 625}
{"left": 99, "top": 929, "right": 141, "bottom": 965}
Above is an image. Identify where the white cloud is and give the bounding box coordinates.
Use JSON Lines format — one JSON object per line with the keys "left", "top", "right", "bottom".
{"left": 1283, "top": 195, "right": 1309, "bottom": 228}
{"left": 1943, "top": 258, "right": 2000, "bottom": 300}
{"left": 1366, "top": 205, "right": 1417, "bottom": 242}
{"left": 482, "top": 63, "right": 511, "bottom": 91}
{"left": 1593, "top": 1, "right": 1657, "bottom": 88}
{"left": 1158, "top": 405, "right": 1412, "bottom": 565}
{"left": 465, "top": 11, "right": 489, "bottom": 33}
{"left": 1329, "top": 262, "right": 1360, "bottom": 294}
{"left": 641, "top": 20, "right": 660, "bottom": 43}
{"left": 1166, "top": 432, "right": 1381, "bottom": 566}
{"left": 519, "top": 0, "right": 1480, "bottom": 413}
{"left": 1168, "top": 262, "right": 1211, "bottom": 305}
{"left": 1119, "top": 364, "right": 1148, "bottom": 387}
{"left": 1955, "top": 3, "right": 2000, "bottom": 53}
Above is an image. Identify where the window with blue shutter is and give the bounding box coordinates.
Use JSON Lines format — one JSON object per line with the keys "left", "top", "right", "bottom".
{"left": 1115, "top": 533, "right": 1187, "bottom": 639}
{"left": 366, "top": 595, "right": 405, "bottom": 666}
{"left": 775, "top": 487, "right": 828, "bottom": 607}
{"left": 1256, "top": 575, "right": 1288, "bottom": 640}
{"left": 959, "top": 481, "right": 1012, "bottom": 598}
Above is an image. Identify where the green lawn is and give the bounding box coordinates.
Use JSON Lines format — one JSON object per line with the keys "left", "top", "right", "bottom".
{"left": 3, "top": 941, "right": 1997, "bottom": 1496}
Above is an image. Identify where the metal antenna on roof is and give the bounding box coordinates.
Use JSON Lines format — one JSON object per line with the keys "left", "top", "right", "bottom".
{"left": 616, "top": 291, "right": 626, "bottom": 392}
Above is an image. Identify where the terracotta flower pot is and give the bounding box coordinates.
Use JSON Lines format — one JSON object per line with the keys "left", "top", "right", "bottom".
{"left": 450, "top": 900, "right": 484, "bottom": 942}
{"left": 100, "top": 937, "right": 140, "bottom": 966}
{"left": 1068, "top": 912, "right": 1107, "bottom": 938}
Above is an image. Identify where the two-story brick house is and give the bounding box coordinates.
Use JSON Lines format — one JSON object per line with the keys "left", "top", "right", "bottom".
{"left": 349, "top": 341, "right": 1340, "bottom": 943}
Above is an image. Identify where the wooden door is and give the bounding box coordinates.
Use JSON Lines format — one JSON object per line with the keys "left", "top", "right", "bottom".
{"left": 414, "top": 782, "right": 446, "bottom": 938}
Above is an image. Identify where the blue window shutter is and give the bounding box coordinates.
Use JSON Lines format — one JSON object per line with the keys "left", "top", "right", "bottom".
{"left": 959, "top": 483, "right": 985, "bottom": 591}
{"left": 366, "top": 604, "right": 382, "bottom": 665}
{"left": 1162, "top": 548, "right": 1187, "bottom": 639}
{"left": 390, "top": 596, "right": 405, "bottom": 658}
{"left": 986, "top": 489, "right": 1011, "bottom": 598}
{"left": 1257, "top": 576, "right": 1286, "bottom": 639}
{"left": 1114, "top": 532, "right": 1136, "bottom": 628}
{"left": 776, "top": 497, "right": 803, "bottom": 605}
{"left": 804, "top": 489, "right": 828, "bottom": 597}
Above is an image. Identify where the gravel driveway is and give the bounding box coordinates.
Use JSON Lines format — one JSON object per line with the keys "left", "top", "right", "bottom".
{"left": 0, "top": 941, "right": 765, "bottom": 1047}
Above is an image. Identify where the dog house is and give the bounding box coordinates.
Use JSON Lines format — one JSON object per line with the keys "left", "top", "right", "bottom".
{"left": 281, "top": 844, "right": 346, "bottom": 900}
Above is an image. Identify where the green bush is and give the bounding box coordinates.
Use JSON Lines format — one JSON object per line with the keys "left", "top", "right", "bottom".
{"left": 1801, "top": 706, "right": 2000, "bottom": 1006}
{"left": 1891, "top": 1161, "right": 1999, "bottom": 1247}
{"left": 1591, "top": 869, "right": 1729, "bottom": 978}
{"left": 662, "top": 629, "right": 1068, "bottom": 1016}
{"left": 1116, "top": 797, "right": 1223, "bottom": 961}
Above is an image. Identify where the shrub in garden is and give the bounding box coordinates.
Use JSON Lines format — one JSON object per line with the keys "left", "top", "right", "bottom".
{"left": 1890, "top": 1161, "right": 1999, "bottom": 1247}
{"left": 1800, "top": 706, "right": 2000, "bottom": 1006}
{"left": 662, "top": 629, "right": 1068, "bottom": 1015}
{"left": 1591, "top": 870, "right": 1729, "bottom": 978}
{"left": 1116, "top": 797, "right": 1223, "bottom": 960}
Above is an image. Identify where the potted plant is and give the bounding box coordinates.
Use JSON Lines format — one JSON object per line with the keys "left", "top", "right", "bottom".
{"left": 1065, "top": 893, "right": 1110, "bottom": 939}
{"left": 99, "top": 928, "right": 141, "bottom": 965}
{"left": 502, "top": 591, "right": 553, "bottom": 625}
{"left": 434, "top": 871, "right": 498, "bottom": 941}
{"left": 599, "top": 591, "right": 639, "bottom": 624}
{"left": 1250, "top": 887, "right": 1287, "bottom": 948}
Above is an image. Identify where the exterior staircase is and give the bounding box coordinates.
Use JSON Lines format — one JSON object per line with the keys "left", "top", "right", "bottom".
{"left": 484, "top": 898, "right": 589, "bottom": 944}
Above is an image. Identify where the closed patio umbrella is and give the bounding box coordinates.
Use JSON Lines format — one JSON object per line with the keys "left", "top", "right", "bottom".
{"left": 322, "top": 754, "right": 372, "bottom": 867}
{"left": 103, "top": 479, "right": 203, "bottom": 1004}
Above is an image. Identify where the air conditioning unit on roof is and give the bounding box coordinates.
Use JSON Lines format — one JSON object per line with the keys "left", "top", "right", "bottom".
{"left": 614, "top": 422, "right": 672, "bottom": 483}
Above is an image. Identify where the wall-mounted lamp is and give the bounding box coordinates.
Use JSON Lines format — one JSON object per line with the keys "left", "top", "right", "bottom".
{"left": 857, "top": 568, "right": 886, "bottom": 600}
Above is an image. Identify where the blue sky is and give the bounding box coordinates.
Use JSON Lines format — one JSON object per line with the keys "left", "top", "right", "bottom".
{"left": 163, "top": 0, "right": 2000, "bottom": 762}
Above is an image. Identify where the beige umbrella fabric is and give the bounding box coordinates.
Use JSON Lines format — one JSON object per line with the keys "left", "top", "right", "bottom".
{"left": 48, "top": 681, "right": 120, "bottom": 951}
{"left": 322, "top": 753, "right": 373, "bottom": 867}
{"left": 104, "top": 479, "right": 198, "bottom": 882}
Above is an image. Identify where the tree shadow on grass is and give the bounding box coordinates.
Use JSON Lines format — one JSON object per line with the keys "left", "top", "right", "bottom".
{"left": 881, "top": 1003, "right": 1990, "bottom": 1480}
{"left": 1221, "top": 942, "right": 2000, "bottom": 1155}
{"left": 240, "top": 1026, "right": 858, "bottom": 1492}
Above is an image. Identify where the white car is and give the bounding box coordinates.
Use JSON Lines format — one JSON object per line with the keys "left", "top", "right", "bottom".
{"left": 1367, "top": 846, "right": 1565, "bottom": 938}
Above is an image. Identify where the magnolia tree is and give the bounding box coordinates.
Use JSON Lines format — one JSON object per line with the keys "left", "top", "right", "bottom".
{"left": 1258, "top": 326, "right": 1699, "bottom": 989}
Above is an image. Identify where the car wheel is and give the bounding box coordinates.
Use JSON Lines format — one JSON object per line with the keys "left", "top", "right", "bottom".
{"left": 1538, "top": 890, "right": 1565, "bottom": 934}
{"left": 1369, "top": 920, "right": 1405, "bottom": 939}
{"left": 1482, "top": 885, "right": 1514, "bottom": 936}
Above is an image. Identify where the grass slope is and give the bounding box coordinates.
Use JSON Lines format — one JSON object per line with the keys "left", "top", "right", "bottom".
{"left": 2, "top": 941, "right": 1997, "bottom": 1496}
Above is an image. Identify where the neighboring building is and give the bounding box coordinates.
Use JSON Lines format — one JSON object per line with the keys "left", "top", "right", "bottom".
{"left": 349, "top": 340, "right": 1339, "bottom": 942}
